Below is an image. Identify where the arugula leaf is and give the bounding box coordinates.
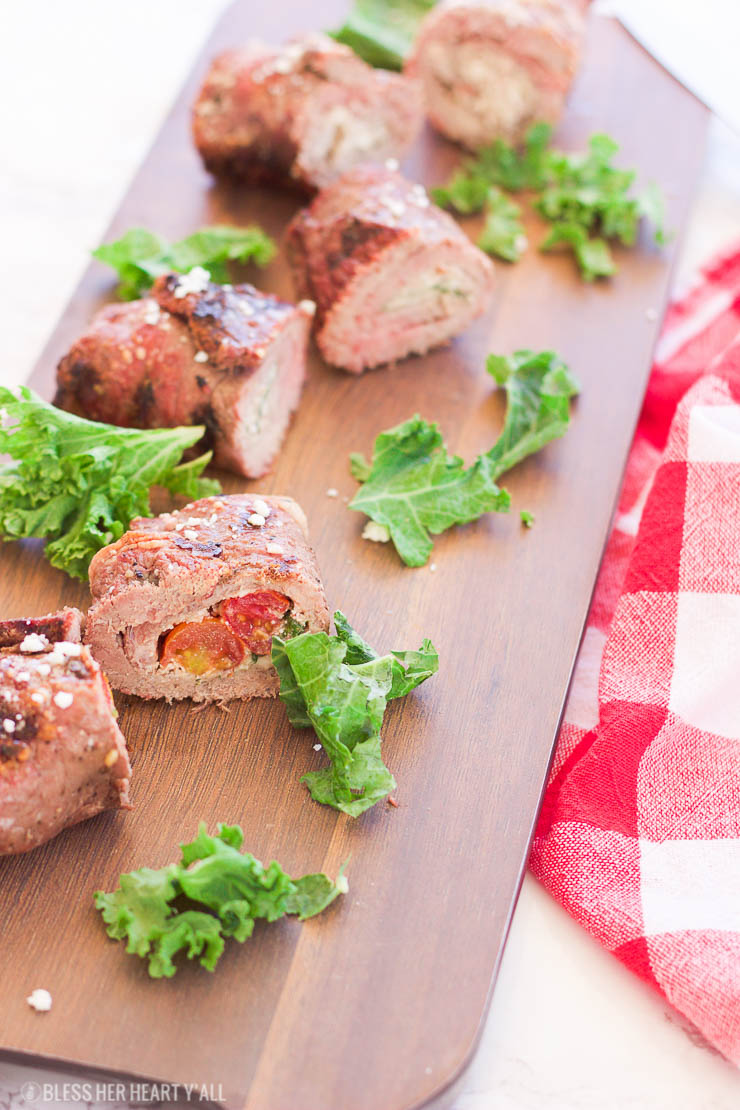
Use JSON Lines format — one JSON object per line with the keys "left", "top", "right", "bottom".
{"left": 520, "top": 510, "right": 535, "bottom": 528}
{"left": 333, "top": 610, "right": 439, "bottom": 698}
{"left": 538, "top": 224, "right": 603, "bottom": 274}
{"left": 93, "top": 224, "right": 276, "bottom": 300}
{"left": 539, "top": 223, "right": 616, "bottom": 281}
{"left": 477, "top": 188, "right": 527, "bottom": 262}
{"left": 433, "top": 123, "right": 667, "bottom": 280}
{"left": 272, "top": 613, "right": 438, "bottom": 816}
{"left": 430, "top": 171, "right": 491, "bottom": 215}
{"left": 486, "top": 350, "right": 581, "bottom": 476}
{"left": 348, "top": 416, "right": 510, "bottom": 567}
{"left": 432, "top": 123, "right": 552, "bottom": 212}
{"left": 349, "top": 350, "right": 579, "bottom": 564}
{"left": 95, "top": 823, "right": 346, "bottom": 978}
{"left": 0, "top": 387, "right": 219, "bottom": 580}
{"left": 474, "top": 121, "right": 552, "bottom": 193}
{"left": 329, "top": 0, "right": 435, "bottom": 70}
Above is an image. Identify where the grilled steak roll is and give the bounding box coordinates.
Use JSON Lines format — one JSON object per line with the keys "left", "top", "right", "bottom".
{"left": 192, "top": 33, "right": 423, "bottom": 192}
{"left": 55, "top": 271, "right": 313, "bottom": 479}
{"left": 406, "top": 0, "right": 585, "bottom": 149}
{"left": 0, "top": 608, "right": 131, "bottom": 857}
{"left": 85, "top": 495, "right": 330, "bottom": 703}
{"left": 285, "top": 164, "right": 495, "bottom": 373}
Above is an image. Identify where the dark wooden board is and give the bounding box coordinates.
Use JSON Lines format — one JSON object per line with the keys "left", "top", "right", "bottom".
{"left": 0, "top": 5, "right": 707, "bottom": 1109}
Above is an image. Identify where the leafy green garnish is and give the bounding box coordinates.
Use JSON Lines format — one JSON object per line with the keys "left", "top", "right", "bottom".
{"left": 433, "top": 123, "right": 667, "bottom": 279}
{"left": 93, "top": 224, "right": 276, "bottom": 300}
{"left": 349, "top": 350, "right": 579, "bottom": 565}
{"left": 349, "top": 416, "right": 510, "bottom": 567}
{"left": 472, "top": 121, "right": 553, "bottom": 193}
{"left": 477, "top": 188, "right": 527, "bottom": 262}
{"left": 272, "top": 611, "right": 438, "bottom": 815}
{"left": 432, "top": 123, "right": 552, "bottom": 213}
{"left": 329, "top": 0, "right": 435, "bottom": 69}
{"left": 539, "top": 223, "right": 616, "bottom": 281}
{"left": 0, "top": 387, "right": 219, "bottom": 580}
{"left": 520, "top": 510, "right": 535, "bottom": 528}
{"left": 95, "top": 823, "right": 347, "bottom": 978}
{"left": 485, "top": 350, "right": 581, "bottom": 475}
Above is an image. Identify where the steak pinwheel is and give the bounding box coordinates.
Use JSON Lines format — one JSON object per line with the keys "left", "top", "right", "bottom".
{"left": 285, "top": 164, "right": 495, "bottom": 373}
{"left": 192, "top": 33, "right": 423, "bottom": 192}
{"left": 54, "top": 271, "right": 313, "bottom": 479}
{"left": 406, "top": 0, "right": 585, "bottom": 149}
{"left": 85, "top": 495, "right": 330, "bottom": 703}
{"left": 0, "top": 608, "right": 131, "bottom": 857}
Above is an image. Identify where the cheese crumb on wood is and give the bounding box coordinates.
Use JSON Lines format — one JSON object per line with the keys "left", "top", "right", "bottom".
{"left": 26, "top": 989, "right": 52, "bottom": 1012}
{"left": 362, "top": 521, "right": 390, "bottom": 543}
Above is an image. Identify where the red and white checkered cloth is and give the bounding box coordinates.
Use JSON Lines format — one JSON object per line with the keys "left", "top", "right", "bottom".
{"left": 530, "top": 242, "right": 740, "bottom": 1064}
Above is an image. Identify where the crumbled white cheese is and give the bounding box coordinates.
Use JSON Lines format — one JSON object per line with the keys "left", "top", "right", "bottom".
{"left": 172, "top": 266, "right": 210, "bottom": 298}
{"left": 385, "top": 158, "right": 400, "bottom": 171}
{"left": 194, "top": 350, "right": 208, "bottom": 363}
{"left": 266, "top": 543, "right": 283, "bottom": 555}
{"left": 26, "top": 989, "right": 52, "bottom": 1013}
{"left": 46, "top": 642, "right": 83, "bottom": 667}
{"left": 362, "top": 521, "right": 390, "bottom": 543}
{"left": 36, "top": 664, "right": 50, "bottom": 676}
{"left": 19, "top": 633, "right": 48, "bottom": 654}
{"left": 253, "top": 499, "right": 271, "bottom": 518}
{"left": 313, "top": 743, "right": 322, "bottom": 751}
{"left": 386, "top": 199, "right": 405, "bottom": 219}
{"left": 183, "top": 529, "right": 199, "bottom": 541}
{"left": 52, "top": 691, "right": 74, "bottom": 709}
{"left": 429, "top": 563, "right": 437, "bottom": 572}
{"left": 14, "top": 671, "right": 30, "bottom": 684}
{"left": 2, "top": 719, "right": 15, "bottom": 734}
{"left": 298, "top": 299, "right": 317, "bottom": 316}
{"left": 143, "top": 305, "right": 161, "bottom": 325}
{"left": 335, "top": 874, "right": 349, "bottom": 894}
{"left": 326, "top": 488, "right": 339, "bottom": 498}
{"left": 30, "top": 692, "right": 45, "bottom": 705}
{"left": 248, "top": 513, "right": 266, "bottom": 527}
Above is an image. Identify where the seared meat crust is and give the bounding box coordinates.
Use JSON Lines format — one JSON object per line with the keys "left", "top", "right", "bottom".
{"left": 55, "top": 275, "right": 312, "bottom": 478}
{"left": 0, "top": 608, "right": 131, "bottom": 857}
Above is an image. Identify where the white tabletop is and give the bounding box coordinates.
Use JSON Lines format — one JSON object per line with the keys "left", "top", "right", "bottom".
{"left": 1, "top": 2, "right": 739, "bottom": 1107}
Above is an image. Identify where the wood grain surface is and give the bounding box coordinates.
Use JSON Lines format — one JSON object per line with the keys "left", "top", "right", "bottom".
{"left": 0, "top": 5, "right": 708, "bottom": 1109}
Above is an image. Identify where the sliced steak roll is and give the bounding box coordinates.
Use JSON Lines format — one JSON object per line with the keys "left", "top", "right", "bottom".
{"left": 0, "top": 608, "right": 131, "bottom": 857}
{"left": 85, "top": 495, "right": 330, "bottom": 703}
{"left": 285, "top": 164, "right": 495, "bottom": 373}
{"left": 54, "top": 271, "right": 313, "bottom": 479}
{"left": 406, "top": 0, "right": 585, "bottom": 149}
{"left": 193, "top": 33, "right": 423, "bottom": 192}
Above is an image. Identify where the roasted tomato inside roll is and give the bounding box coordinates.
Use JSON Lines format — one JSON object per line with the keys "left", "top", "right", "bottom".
{"left": 221, "top": 591, "right": 291, "bottom": 656}
{"left": 160, "top": 619, "right": 246, "bottom": 675}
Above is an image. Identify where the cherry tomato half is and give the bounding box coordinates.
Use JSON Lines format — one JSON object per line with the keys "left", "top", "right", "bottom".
{"left": 160, "top": 618, "right": 245, "bottom": 675}
{"left": 221, "top": 590, "right": 291, "bottom": 656}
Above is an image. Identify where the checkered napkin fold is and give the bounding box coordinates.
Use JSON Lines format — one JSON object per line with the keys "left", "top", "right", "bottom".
{"left": 529, "top": 243, "right": 740, "bottom": 1063}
